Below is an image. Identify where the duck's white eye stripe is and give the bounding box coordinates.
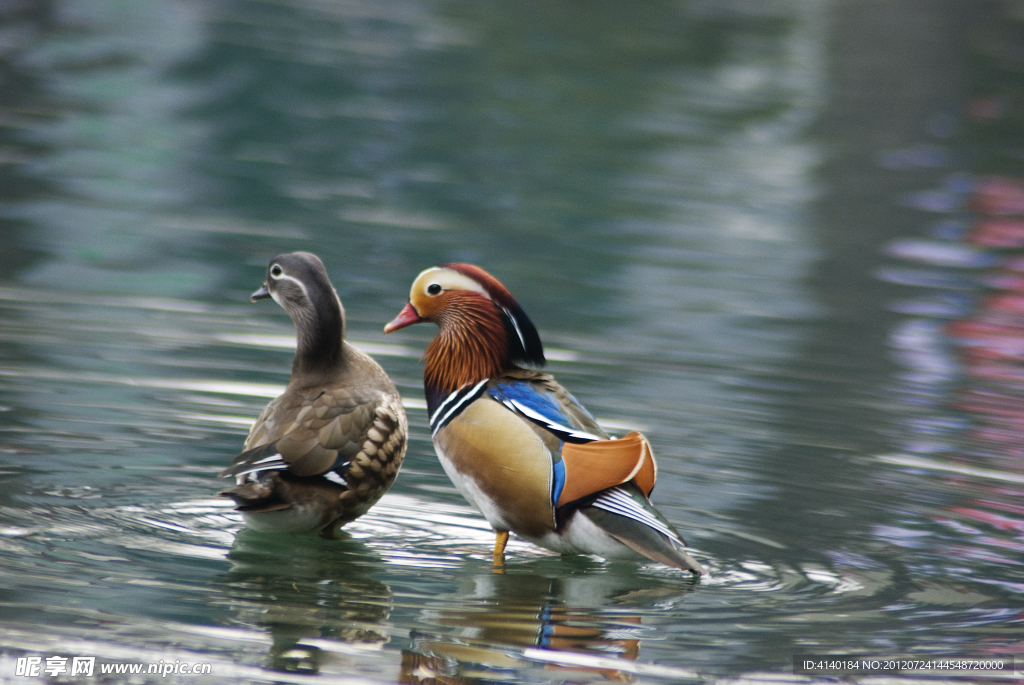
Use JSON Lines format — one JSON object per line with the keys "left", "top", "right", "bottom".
{"left": 272, "top": 273, "right": 310, "bottom": 301}
{"left": 415, "top": 267, "right": 490, "bottom": 299}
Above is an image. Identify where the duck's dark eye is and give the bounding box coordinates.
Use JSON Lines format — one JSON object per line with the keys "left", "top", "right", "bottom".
{"left": 270, "top": 264, "right": 283, "bottom": 278}
{"left": 426, "top": 283, "right": 442, "bottom": 296}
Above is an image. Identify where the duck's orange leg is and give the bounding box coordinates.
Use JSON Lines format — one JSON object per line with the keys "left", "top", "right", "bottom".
{"left": 493, "top": 530, "right": 509, "bottom": 569}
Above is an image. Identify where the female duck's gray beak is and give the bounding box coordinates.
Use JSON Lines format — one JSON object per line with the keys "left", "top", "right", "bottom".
{"left": 250, "top": 283, "right": 271, "bottom": 302}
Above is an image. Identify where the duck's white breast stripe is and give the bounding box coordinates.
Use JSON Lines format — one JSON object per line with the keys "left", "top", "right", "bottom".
{"left": 430, "top": 379, "right": 489, "bottom": 437}
{"left": 430, "top": 383, "right": 471, "bottom": 425}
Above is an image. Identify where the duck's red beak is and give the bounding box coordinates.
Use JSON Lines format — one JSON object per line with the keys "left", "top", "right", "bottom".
{"left": 384, "top": 302, "right": 423, "bottom": 333}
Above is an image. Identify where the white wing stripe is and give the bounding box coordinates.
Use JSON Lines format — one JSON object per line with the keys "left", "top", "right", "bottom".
{"left": 506, "top": 399, "right": 602, "bottom": 441}
{"left": 591, "top": 487, "right": 681, "bottom": 542}
{"left": 232, "top": 458, "right": 287, "bottom": 478}
{"left": 323, "top": 471, "right": 348, "bottom": 486}
{"left": 593, "top": 499, "right": 677, "bottom": 542}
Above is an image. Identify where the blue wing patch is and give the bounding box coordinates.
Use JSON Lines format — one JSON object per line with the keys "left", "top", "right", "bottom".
{"left": 488, "top": 380, "right": 602, "bottom": 443}
{"left": 551, "top": 457, "right": 566, "bottom": 505}
{"left": 488, "top": 380, "right": 565, "bottom": 424}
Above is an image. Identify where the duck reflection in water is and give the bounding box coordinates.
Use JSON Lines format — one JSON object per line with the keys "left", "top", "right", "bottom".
{"left": 215, "top": 529, "right": 393, "bottom": 676}
{"left": 400, "top": 559, "right": 697, "bottom": 684}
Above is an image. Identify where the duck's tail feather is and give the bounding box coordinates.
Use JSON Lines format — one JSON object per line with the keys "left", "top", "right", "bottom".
{"left": 583, "top": 485, "right": 705, "bottom": 575}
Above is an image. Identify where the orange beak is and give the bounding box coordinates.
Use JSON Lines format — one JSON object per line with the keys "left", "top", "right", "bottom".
{"left": 383, "top": 302, "right": 423, "bottom": 333}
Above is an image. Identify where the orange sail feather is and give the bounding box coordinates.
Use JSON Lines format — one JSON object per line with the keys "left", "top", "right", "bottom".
{"left": 557, "top": 431, "right": 657, "bottom": 507}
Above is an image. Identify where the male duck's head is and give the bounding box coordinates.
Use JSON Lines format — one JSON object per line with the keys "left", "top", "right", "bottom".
{"left": 385, "top": 264, "right": 544, "bottom": 392}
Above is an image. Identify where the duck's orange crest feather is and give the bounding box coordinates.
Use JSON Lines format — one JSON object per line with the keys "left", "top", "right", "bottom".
{"left": 443, "top": 263, "right": 518, "bottom": 308}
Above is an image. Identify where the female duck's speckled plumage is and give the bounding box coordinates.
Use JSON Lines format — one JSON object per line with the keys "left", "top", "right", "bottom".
{"left": 384, "top": 263, "right": 704, "bottom": 574}
{"left": 219, "top": 252, "right": 407, "bottom": 537}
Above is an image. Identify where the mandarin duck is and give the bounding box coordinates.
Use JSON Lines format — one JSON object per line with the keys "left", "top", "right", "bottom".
{"left": 384, "top": 264, "right": 704, "bottom": 574}
{"left": 219, "top": 252, "right": 407, "bottom": 537}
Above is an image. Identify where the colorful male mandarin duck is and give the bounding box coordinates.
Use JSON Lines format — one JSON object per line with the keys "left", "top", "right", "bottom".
{"left": 219, "top": 252, "right": 407, "bottom": 537}
{"left": 384, "top": 264, "right": 704, "bottom": 574}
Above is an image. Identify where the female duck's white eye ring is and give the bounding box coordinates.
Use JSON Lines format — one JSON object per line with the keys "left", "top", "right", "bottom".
{"left": 270, "top": 264, "right": 283, "bottom": 278}
{"left": 426, "top": 283, "right": 442, "bottom": 295}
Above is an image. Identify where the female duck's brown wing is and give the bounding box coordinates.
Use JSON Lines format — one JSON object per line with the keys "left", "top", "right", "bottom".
{"left": 220, "top": 383, "right": 406, "bottom": 489}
